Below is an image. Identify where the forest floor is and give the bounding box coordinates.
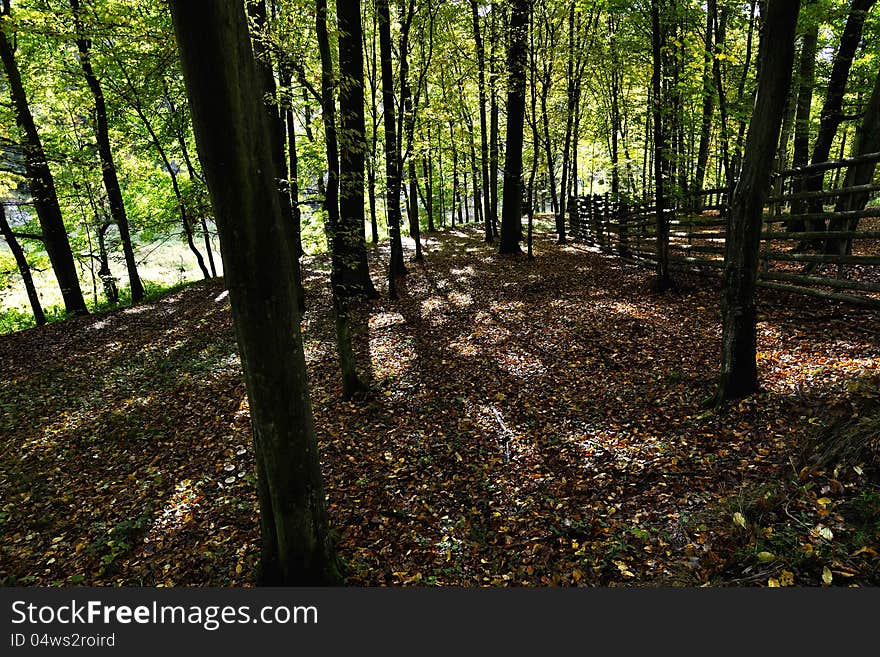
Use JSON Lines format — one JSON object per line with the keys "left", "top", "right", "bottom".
{"left": 1, "top": 226, "right": 879, "bottom": 587}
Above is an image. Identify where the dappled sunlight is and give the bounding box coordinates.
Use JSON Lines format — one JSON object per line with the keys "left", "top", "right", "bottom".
{"left": 496, "top": 348, "right": 548, "bottom": 380}
{"left": 147, "top": 478, "right": 203, "bottom": 536}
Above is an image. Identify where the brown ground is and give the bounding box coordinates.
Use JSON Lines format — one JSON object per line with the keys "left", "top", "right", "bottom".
{"left": 1, "top": 227, "right": 878, "bottom": 587}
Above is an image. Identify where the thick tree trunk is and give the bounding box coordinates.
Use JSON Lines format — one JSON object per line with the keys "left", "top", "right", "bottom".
{"left": 377, "top": 0, "right": 406, "bottom": 295}
{"left": 337, "top": 0, "right": 377, "bottom": 296}
{"left": 70, "top": 0, "right": 143, "bottom": 303}
{"left": 717, "top": 0, "right": 799, "bottom": 403}
{"left": 499, "top": 0, "right": 528, "bottom": 254}
{"left": 0, "top": 204, "right": 45, "bottom": 324}
{"left": 170, "top": 0, "right": 340, "bottom": 585}
{"left": 0, "top": 6, "right": 87, "bottom": 315}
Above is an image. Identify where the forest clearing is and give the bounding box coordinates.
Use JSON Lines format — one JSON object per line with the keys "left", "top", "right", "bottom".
{"left": 2, "top": 228, "right": 878, "bottom": 587}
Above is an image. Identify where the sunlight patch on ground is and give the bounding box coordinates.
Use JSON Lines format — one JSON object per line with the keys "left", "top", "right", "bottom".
{"left": 146, "top": 478, "right": 202, "bottom": 539}
{"left": 496, "top": 348, "right": 547, "bottom": 379}
{"left": 448, "top": 291, "right": 473, "bottom": 308}
{"left": 369, "top": 331, "right": 417, "bottom": 383}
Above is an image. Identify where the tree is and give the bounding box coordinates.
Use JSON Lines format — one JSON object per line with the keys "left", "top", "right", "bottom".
{"left": 716, "top": 0, "right": 801, "bottom": 403}
{"left": 470, "top": 0, "right": 493, "bottom": 243}
{"left": 336, "top": 0, "right": 377, "bottom": 297}
{"left": 499, "top": 0, "right": 529, "bottom": 254}
{"left": 377, "top": 0, "right": 406, "bottom": 297}
{"left": 70, "top": 0, "right": 144, "bottom": 303}
{"left": 0, "top": 0, "right": 87, "bottom": 316}
{"left": 169, "top": 0, "right": 340, "bottom": 585}
{"left": 0, "top": 203, "right": 44, "bottom": 323}
{"left": 317, "top": 0, "right": 369, "bottom": 398}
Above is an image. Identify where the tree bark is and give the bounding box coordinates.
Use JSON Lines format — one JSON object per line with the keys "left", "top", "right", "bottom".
{"left": 0, "top": 2, "right": 87, "bottom": 315}
{"left": 170, "top": 0, "right": 340, "bottom": 585}
{"left": 70, "top": 0, "right": 143, "bottom": 303}
{"left": 337, "top": 0, "right": 377, "bottom": 296}
{"left": 0, "top": 204, "right": 45, "bottom": 324}
{"left": 470, "top": 0, "right": 493, "bottom": 243}
{"left": 377, "top": 0, "right": 406, "bottom": 295}
{"left": 788, "top": 21, "right": 819, "bottom": 225}
{"left": 717, "top": 0, "right": 800, "bottom": 403}
{"left": 806, "top": 0, "right": 877, "bottom": 217}
{"left": 651, "top": 0, "right": 671, "bottom": 291}
{"left": 499, "top": 0, "right": 528, "bottom": 254}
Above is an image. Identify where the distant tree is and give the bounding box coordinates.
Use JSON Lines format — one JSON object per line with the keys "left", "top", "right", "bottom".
{"left": 170, "top": 0, "right": 340, "bottom": 585}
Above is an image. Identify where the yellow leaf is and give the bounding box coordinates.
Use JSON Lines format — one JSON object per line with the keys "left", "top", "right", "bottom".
{"left": 757, "top": 551, "right": 775, "bottom": 563}
{"left": 780, "top": 570, "right": 795, "bottom": 586}
{"left": 817, "top": 497, "right": 832, "bottom": 506}
{"left": 733, "top": 512, "right": 746, "bottom": 528}
{"left": 767, "top": 578, "right": 780, "bottom": 587}
{"left": 822, "top": 566, "right": 833, "bottom": 585}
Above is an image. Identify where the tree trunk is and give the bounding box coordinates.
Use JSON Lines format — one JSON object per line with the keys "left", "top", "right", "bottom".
{"left": 377, "top": 0, "right": 406, "bottom": 295}
{"left": 337, "top": 0, "right": 377, "bottom": 296}
{"left": 806, "top": 0, "right": 877, "bottom": 217}
{"left": 70, "top": 0, "right": 143, "bottom": 303}
{"left": 717, "top": 0, "right": 799, "bottom": 403}
{"left": 317, "top": 0, "right": 368, "bottom": 398}
{"left": 499, "top": 0, "right": 528, "bottom": 254}
{"left": 170, "top": 0, "right": 340, "bottom": 585}
{"left": 470, "top": 0, "right": 493, "bottom": 243}
{"left": 249, "top": 1, "right": 306, "bottom": 308}
{"left": 825, "top": 65, "right": 880, "bottom": 255}
{"left": 651, "top": 0, "right": 671, "bottom": 291}
{"left": 692, "top": 7, "right": 714, "bottom": 205}
{"left": 788, "top": 21, "right": 819, "bottom": 226}
{"left": 0, "top": 4, "right": 87, "bottom": 315}
{"left": 0, "top": 204, "right": 45, "bottom": 324}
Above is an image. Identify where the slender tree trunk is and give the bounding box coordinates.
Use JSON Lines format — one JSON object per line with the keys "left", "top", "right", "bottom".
{"left": 170, "top": 0, "right": 340, "bottom": 585}
{"left": 365, "top": 1, "right": 380, "bottom": 244}
{"left": 0, "top": 204, "right": 45, "bottom": 324}
{"left": 788, "top": 21, "right": 819, "bottom": 226}
{"left": 249, "top": 1, "right": 306, "bottom": 307}
{"left": 164, "top": 88, "right": 218, "bottom": 278}
{"left": 317, "top": 0, "right": 368, "bottom": 398}
{"left": 70, "top": 0, "right": 143, "bottom": 303}
{"left": 489, "top": 4, "right": 500, "bottom": 239}
{"left": 499, "top": 0, "right": 528, "bottom": 254}
{"left": 377, "top": 0, "right": 406, "bottom": 295}
{"left": 0, "top": 4, "right": 86, "bottom": 315}
{"left": 825, "top": 65, "right": 880, "bottom": 255}
{"left": 114, "top": 58, "right": 210, "bottom": 280}
{"left": 278, "top": 62, "right": 305, "bottom": 309}
{"left": 470, "top": 0, "right": 493, "bottom": 242}
{"left": 651, "top": 0, "right": 671, "bottom": 291}
{"left": 717, "top": 0, "right": 799, "bottom": 403}
{"left": 806, "top": 0, "right": 877, "bottom": 219}
{"left": 337, "top": 0, "right": 377, "bottom": 296}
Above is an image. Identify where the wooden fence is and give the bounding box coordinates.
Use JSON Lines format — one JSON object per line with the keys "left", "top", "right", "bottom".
{"left": 568, "top": 152, "right": 880, "bottom": 308}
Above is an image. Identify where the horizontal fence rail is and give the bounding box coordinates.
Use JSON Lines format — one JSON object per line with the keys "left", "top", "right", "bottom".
{"left": 568, "top": 153, "right": 880, "bottom": 308}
